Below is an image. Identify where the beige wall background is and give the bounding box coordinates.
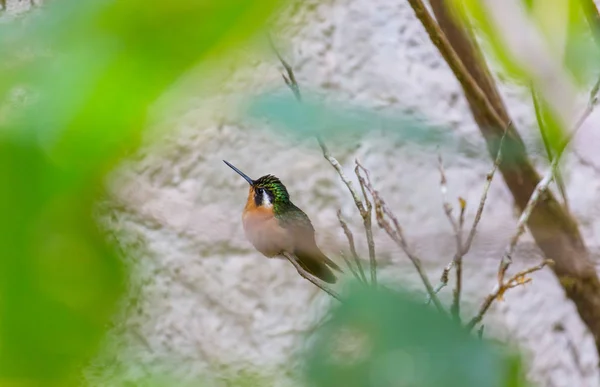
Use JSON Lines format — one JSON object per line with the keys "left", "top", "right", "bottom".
{"left": 5, "top": 0, "right": 600, "bottom": 386}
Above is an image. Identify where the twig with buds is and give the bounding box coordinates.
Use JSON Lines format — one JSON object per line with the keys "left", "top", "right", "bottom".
{"left": 428, "top": 132, "right": 506, "bottom": 318}
{"left": 466, "top": 260, "right": 553, "bottom": 331}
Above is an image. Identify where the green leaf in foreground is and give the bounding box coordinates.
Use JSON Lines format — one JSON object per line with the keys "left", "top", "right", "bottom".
{"left": 304, "top": 283, "right": 528, "bottom": 387}
{"left": 0, "top": 0, "right": 285, "bottom": 383}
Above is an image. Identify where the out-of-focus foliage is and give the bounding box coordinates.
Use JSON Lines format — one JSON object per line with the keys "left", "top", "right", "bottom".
{"left": 448, "top": 0, "right": 600, "bottom": 162}
{"left": 449, "top": 0, "right": 599, "bottom": 86}
{"left": 0, "top": 0, "right": 283, "bottom": 384}
{"left": 304, "top": 283, "right": 529, "bottom": 387}
{"left": 247, "top": 90, "right": 452, "bottom": 146}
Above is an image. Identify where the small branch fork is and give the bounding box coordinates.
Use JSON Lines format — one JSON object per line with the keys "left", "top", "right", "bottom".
{"left": 428, "top": 132, "right": 506, "bottom": 319}
{"left": 355, "top": 161, "right": 446, "bottom": 314}
{"left": 465, "top": 260, "right": 553, "bottom": 331}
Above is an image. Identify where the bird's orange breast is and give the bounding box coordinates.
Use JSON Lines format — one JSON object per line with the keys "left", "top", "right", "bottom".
{"left": 242, "top": 189, "right": 293, "bottom": 257}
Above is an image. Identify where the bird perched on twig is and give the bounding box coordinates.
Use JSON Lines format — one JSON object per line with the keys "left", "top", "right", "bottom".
{"left": 223, "top": 160, "right": 342, "bottom": 283}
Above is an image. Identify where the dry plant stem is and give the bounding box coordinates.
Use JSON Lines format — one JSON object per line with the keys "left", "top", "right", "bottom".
{"left": 339, "top": 252, "right": 363, "bottom": 283}
{"left": 337, "top": 210, "right": 368, "bottom": 283}
{"left": 269, "top": 38, "right": 378, "bottom": 286}
{"left": 464, "top": 131, "right": 506, "bottom": 250}
{"left": 427, "top": 261, "right": 453, "bottom": 305}
{"left": 452, "top": 259, "right": 462, "bottom": 319}
{"left": 355, "top": 161, "right": 446, "bottom": 314}
{"left": 467, "top": 260, "right": 553, "bottom": 331}
{"left": 317, "top": 140, "right": 378, "bottom": 285}
{"left": 437, "top": 154, "right": 461, "bottom": 240}
{"left": 436, "top": 154, "right": 463, "bottom": 319}
{"left": 268, "top": 34, "right": 302, "bottom": 102}
{"left": 355, "top": 161, "right": 377, "bottom": 286}
{"left": 282, "top": 252, "right": 342, "bottom": 301}
{"left": 432, "top": 133, "right": 505, "bottom": 315}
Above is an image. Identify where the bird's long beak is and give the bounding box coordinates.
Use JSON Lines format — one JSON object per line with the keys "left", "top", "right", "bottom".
{"left": 223, "top": 160, "right": 254, "bottom": 185}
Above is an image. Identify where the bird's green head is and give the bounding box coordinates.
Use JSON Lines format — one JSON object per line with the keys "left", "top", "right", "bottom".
{"left": 223, "top": 160, "right": 290, "bottom": 209}
{"left": 252, "top": 174, "right": 290, "bottom": 204}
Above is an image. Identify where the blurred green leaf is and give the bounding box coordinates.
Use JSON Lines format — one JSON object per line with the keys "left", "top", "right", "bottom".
{"left": 531, "top": 87, "right": 565, "bottom": 156}
{"left": 448, "top": 0, "right": 529, "bottom": 82}
{"left": 246, "top": 88, "right": 543, "bottom": 165}
{"left": 304, "top": 283, "right": 528, "bottom": 387}
{"left": 0, "top": 0, "right": 285, "bottom": 383}
{"left": 1, "top": 0, "right": 285, "bottom": 175}
{"left": 248, "top": 89, "right": 455, "bottom": 145}
{"left": 449, "top": 0, "right": 599, "bottom": 87}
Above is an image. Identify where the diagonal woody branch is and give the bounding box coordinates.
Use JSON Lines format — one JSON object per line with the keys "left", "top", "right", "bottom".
{"left": 414, "top": 0, "right": 600, "bottom": 353}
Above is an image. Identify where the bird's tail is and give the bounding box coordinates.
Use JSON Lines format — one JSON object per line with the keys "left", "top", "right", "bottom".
{"left": 294, "top": 249, "right": 343, "bottom": 284}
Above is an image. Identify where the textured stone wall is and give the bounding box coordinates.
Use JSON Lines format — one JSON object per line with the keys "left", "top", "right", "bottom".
{"left": 5, "top": 0, "right": 600, "bottom": 386}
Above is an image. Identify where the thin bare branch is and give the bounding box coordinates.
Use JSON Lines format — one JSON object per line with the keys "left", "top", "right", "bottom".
{"left": 467, "top": 260, "right": 553, "bottom": 330}
{"left": 267, "top": 33, "right": 301, "bottom": 102}
{"left": 426, "top": 260, "right": 453, "bottom": 305}
{"left": 436, "top": 153, "right": 464, "bottom": 319}
{"left": 464, "top": 131, "right": 506, "bottom": 250}
{"left": 355, "top": 160, "right": 377, "bottom": 286}
{"left": 339, "top": 252, "right": 362, "bottom": 283}
{"left": 434, "top": 132, "right": 504, "bottom": 319}
{"left": 337, "top": 210, "right": 368, "bottom": 283}
{"left": 435, "top": 130, "right": 505, "bottom": 307}
{"left": 355, "top": 160, "right": 446, "bottom": 314}
{"left": 458, "top": 197, "right": 466, "bottom": 235}
{"left": 282, "top": 252, "right": 342, "bottom": 301}
{"left": 437, "top": 153, "right": 461, "bottom": 243}
{"left": 270, "top": 37, "right": 378, "bottom": 286}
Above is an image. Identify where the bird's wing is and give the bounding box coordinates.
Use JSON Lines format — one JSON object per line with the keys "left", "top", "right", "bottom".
{"left": 277, "top": 204, "right": 342, "bottom": 275}
{"left": 277, "top": 204, "right": 316, "bottom": 241}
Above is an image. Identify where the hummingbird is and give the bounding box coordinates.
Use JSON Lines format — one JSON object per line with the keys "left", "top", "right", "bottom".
{"left": 223, "top": 160, "right": 342, "bottom": 284}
